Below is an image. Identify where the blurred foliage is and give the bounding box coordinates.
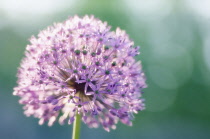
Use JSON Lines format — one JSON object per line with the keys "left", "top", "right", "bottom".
{"left": 0, "top": 0, "right": 210, "bottom": 139}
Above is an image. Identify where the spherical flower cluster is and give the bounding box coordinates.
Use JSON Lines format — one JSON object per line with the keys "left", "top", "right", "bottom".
{"left": 14, "top": 15, "right": 147, "bottom": 131}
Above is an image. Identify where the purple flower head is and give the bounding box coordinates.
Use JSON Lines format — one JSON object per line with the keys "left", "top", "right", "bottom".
{"left": 13, "top": 15, "right": 147, "bottom": 131}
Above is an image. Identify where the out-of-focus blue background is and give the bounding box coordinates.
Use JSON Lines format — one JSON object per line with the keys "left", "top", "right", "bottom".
{"left": 1, "top": 0, "right": 210, "bottom": 139}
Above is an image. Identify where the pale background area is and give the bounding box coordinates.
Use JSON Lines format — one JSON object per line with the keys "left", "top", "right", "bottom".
{"left": 0, "top": 0, "right": 210, "bottom": 139}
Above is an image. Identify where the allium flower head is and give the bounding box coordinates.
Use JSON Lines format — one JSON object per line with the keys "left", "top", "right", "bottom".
{"left": 14, "top": 15, "right": 147, "bottom": 131}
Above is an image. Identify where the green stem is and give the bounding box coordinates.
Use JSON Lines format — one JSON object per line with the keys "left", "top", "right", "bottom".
{"left": 72, "top": 113, "right": 81, "bottom": 139}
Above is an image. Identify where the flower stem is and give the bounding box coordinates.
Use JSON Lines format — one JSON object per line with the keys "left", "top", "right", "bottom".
{"left": 72, "top": 113, "right": 81, "bottom": 139}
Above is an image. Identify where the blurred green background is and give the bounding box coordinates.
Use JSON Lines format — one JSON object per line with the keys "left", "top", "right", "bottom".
{"left": 1, "top": 0, "right": 210, "bottom": 139}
